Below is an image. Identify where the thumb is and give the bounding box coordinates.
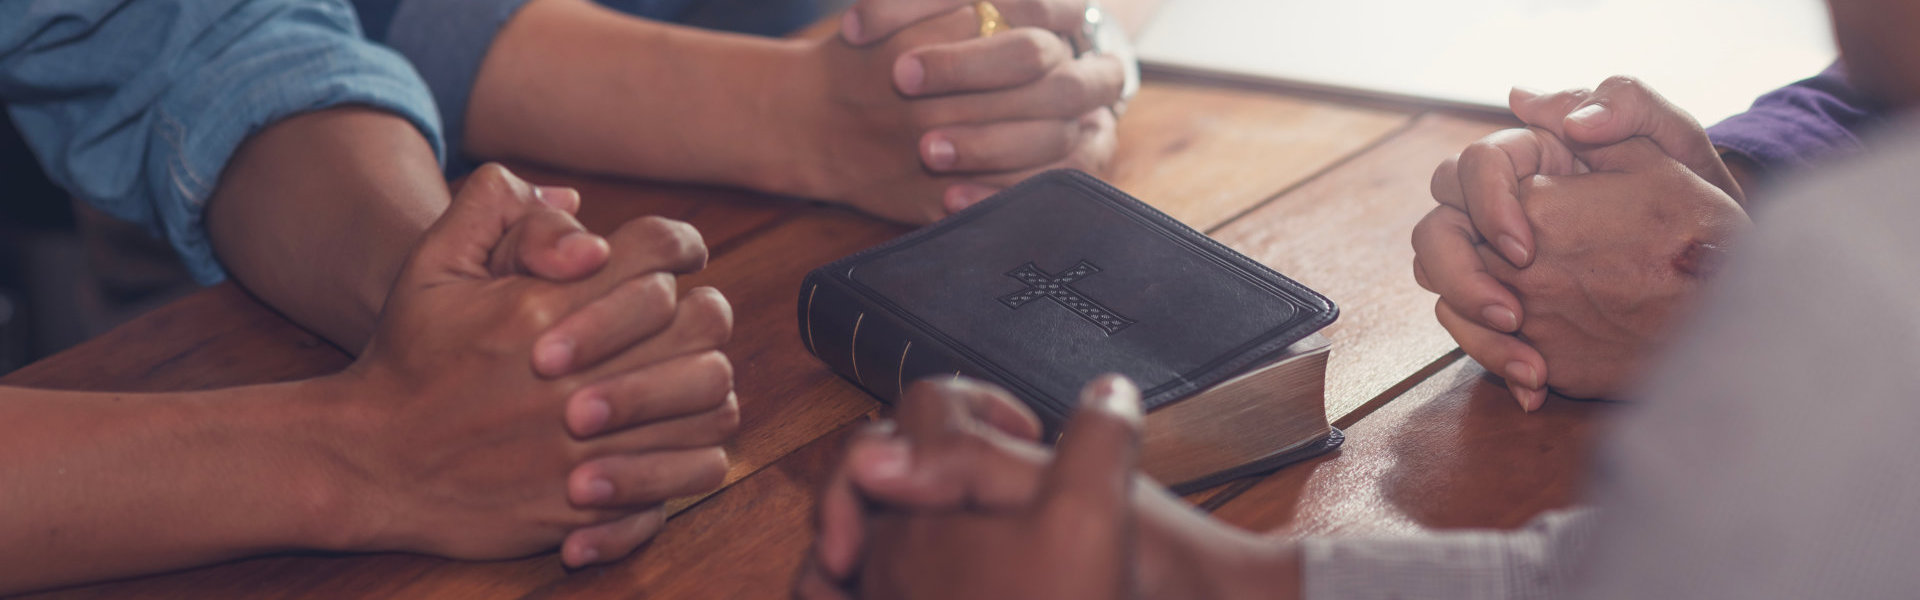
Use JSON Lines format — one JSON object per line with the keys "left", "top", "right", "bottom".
{"left": 1507, "top": 86, "right": 1590, "bottom": 139}
{"left": 1573, "top": 137, "right": 1673, "bottom": 173}
{"left": 1560, "top": 77, "right": 1700, "bottom": 147}
{"left": 1039, "top": 374, "right": 1144, "bottom": 518}
{"left": 487, "top": 189, "right": 611, "bottom": 281}
{"left": 409, "top": 163, "right": 540, "bottom": 279}
{"left": 1557, "top": 77, "right": 1720, "bottom": 171}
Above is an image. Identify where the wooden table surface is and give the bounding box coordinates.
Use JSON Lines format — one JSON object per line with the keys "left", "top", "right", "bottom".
{"left": 4, "top": 75, "right": 1615, "bottom": 599}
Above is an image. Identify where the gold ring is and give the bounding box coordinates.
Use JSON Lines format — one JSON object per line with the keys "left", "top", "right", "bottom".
{"left": 974, "top": 1, "right": 1011, "bottom": 37}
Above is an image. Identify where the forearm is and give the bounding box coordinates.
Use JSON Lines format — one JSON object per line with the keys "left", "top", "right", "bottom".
{"left": 466, "top": 0, "right": 822, "bottom": 194}
{"left": 206, "top": 107, "right": 449, "bottom": 352}
{"left": 0, "top": 379, "right": 365, "bottom": 594}
{"left": 1134, "top": 485, "right": 1300, "bottom": 600}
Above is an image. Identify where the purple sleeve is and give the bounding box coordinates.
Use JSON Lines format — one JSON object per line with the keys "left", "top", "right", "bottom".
{"left": 1704, "top": 61, "right": 1887, "bottom": 174}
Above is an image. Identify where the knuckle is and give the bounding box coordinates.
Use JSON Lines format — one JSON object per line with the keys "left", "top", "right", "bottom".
{"left": 696, "top": 448, "right": 730, "bottom": 490}
{"left": 468, "top": 162, "right": 512, "bottom": 189}
{"left": 629, "top": 272, "right": 679, "bottom": 315}
{"left": 511, "top": 289, "right": 565, "bottom": 330}
{"left": 1042, "top": 71, "right": 1092, "bottom": 114}
{"left": 683, "top": 288, "right": 735, "bottom": 346}
{"left": 1411, "top": 210, "right": 1451, "bottom": 245}
{"left": 1460, "top": 139, "right": 1501, "bottom": 165}
{"left": 626, "top": 217, "right": 708, "bottom": 269}
{"left": 1600, "top": 74, "right": 1643, "bottom": 92}
{"left": 1066, "top": 70, "right": 1101, "bottom": 110}
{"left": 709, "top": 395, "right": 742, "bottom": 438}
{"left": 1546, "top": 87, "right": 1591, "bottom": 106}
{"left": 1008, "top": 31, "right": 1053, "bottom": 76}
{"left": 471, "top": 163, "right": 531, "bottom": 201}
{"left": 1431, "top": 157, "right": 1460, "bottom": 195}
{"left": 696, "top": 350, "right": 736, "bottom": 393}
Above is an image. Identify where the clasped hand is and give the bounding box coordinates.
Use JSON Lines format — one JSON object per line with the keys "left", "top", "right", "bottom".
{"left": 797, "top": 376, "right": 1297, "bottom": 600}
{"left": 318, "top": 165, "right": 738, "bottom": 567}
{"left": 811, "top": 0, "right": 1127, "bottom": 223}
{"left": 1414, "top": 77, "right": 1752, "bottom": 409}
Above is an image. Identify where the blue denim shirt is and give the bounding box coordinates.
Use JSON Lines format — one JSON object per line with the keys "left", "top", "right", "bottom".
{"left": 2, "top": 0, "right": 444, "bottom": 284}
{"left": 352, "top": 0, "right": 817, "bottom": 176}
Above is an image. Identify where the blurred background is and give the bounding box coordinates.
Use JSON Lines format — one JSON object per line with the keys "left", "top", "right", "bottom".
{"left": 1135, "top": 0, "right": 1836, "bottom": 127}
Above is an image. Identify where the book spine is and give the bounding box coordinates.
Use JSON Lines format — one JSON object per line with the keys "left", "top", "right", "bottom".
{"left": 797, "top": 271, "right": 1015, "bottom": 409}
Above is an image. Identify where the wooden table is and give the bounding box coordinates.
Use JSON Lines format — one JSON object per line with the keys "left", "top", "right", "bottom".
{"left": 5, "top": 75, "right": 1614, "bottom": 599}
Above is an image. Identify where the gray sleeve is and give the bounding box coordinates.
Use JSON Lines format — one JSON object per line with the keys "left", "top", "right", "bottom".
{"left": 379, "top": 0, "right": 536, "bottom": 177}
{"left": 1299, "top": 508, "right": 1600, "bottom": 600}
{"left": 1567, "top": 116, "right": 1920, "bottom": 600}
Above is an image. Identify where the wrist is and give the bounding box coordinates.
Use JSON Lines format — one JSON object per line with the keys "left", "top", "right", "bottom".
{"left": 1185, "top": 532, "right": 1301, "bottom": 600}
{"left": 275, "top": 373, "right": 400, "bottom": 554}
{"left": 760, "top": 38, "right": 851, "bottom": 201}
{"left": 1135, "top": 488, "right": 1302, "bottom": 600}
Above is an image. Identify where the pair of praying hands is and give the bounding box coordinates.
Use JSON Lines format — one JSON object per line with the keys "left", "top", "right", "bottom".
{"left": 1414, "top": 77, "right": 1753, "bottom": 409}
{"left": 796, "top": 376, "right": 1298, "bottom": 600}
{"left": 819, "top": 0, "right": 1130, "bottom": 222}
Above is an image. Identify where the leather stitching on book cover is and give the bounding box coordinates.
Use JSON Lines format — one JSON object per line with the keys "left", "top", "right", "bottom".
{"left": 805, "top": 284, "right": 819, "bottom": 356}
{"left": 896, "top": 341, "right": 912, "bottom": 397}
{"left": 999, "top": 260, "right": 1135, "bottom": 335}
{"left": 850, "top": 313, "right": 866, "bottom": 385}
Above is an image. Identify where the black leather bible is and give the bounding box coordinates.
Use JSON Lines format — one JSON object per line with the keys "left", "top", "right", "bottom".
{"left": 798, "top": 170, "right": 1343, "bottom": 492}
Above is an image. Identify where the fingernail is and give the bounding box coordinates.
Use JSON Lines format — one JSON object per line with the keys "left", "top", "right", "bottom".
{"left": 943, "top": 185, "right": 994, "bottom": 214}
{"left": 1515, "top": 385, "right": 1547, "bottom": 413}
{"left": 556, "top": 231, "right": 607, "bottom": 260}
{"left": 1497, "top": 235, "right": 1531, "bottom": 266}
{"left": 860, "top": 440, "right": 911, "bottom": 481}
{"left": 585, "top": 478, "right": 615, "bottom": 504}
{"left": 840, "top": 10, "right": 863, "bottom": 43}
{"left": 1504, "top": 361, "right": 1540, "bottom": 389}
{"left": 571, "top": 392, "right": 611, "bottom": 437}
{"left": 534, "top": 185, "right": 577, "bottom": 210}
{"left": 536, "top": 338, "right": 575, "bottom": 375}
{"left": 894, "top": 55, "right": 925, "bottom": 95}
{"left": 924, "top": 136, "right": 956, "bottom": 170}
{"left": 1568, "top": 104, "right": 1611, "bottom": 128}
{"left": 1082, "top": 374, "right": 1141, "bottom": 418}
{"left": 1481, "top": 305, "right": 1519, "bottom": 332}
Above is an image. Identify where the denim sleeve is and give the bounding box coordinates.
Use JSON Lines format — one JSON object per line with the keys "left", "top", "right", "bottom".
{"left": 370, "top": 0, "right": 535, "bottom": 177}
{"left": 360, "top": 0, "right": 808, "bottom": 178}
{"left": 1, "top": 0, "right": 444, "bottom": 284}
{"left": 1705, "top": 61, "right": 1886, "bottom": 177}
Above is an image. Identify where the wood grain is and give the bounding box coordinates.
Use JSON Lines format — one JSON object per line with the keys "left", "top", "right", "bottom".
{"left": 480, "top": 91, "right": 1436, "bottom": 596}
{"left": 1207, "top": 113, "right": 1511, "bottom": 422}
{"left": 6, "top": 79, "right": 1461, "bottom": 599}
{"left": 1209, "top": 357, "right": 1612, "bottom": 537}
{"left": 1109, "top": 82, "right": 1406, "bottom": 230}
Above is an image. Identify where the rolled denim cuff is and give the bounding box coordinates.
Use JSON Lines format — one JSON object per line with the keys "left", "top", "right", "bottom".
{"left": 152, "top": 1, "right": 444, "bottom": 284}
